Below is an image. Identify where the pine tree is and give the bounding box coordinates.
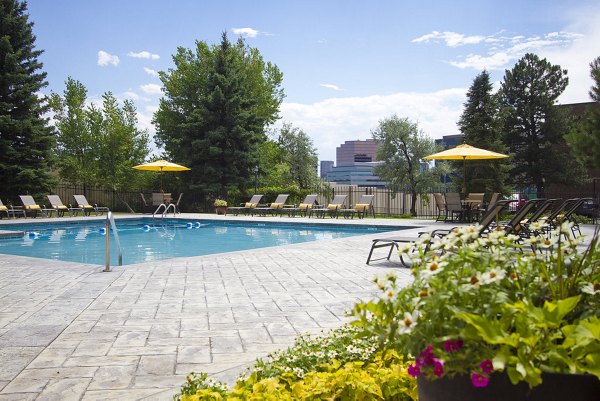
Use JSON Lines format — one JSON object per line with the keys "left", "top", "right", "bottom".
{"left": 500, "top": 53, "right": 585, "bottom": 196}
{"left": 154, "top": 32, "right": 284, "bottom": 199}
{"left": 458, "top": 70, "right": 510, "bottom": 195}
{"left": 0, "top": 0, "right": 55, "bottom": 200}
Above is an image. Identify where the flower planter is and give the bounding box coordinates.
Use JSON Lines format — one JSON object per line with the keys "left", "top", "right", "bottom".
{"left": 215, "top": 206, "right": 227, "bottom": 215}
{"left": 417, "top": 372, "right": 600, "bottom": 401}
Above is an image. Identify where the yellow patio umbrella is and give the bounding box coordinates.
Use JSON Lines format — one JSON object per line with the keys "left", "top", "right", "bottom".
{"left": 424, "top": 144, "right": 509, "bottom": 193}
{"left": 133, "top": 159, "right": 190, "bottom": 192}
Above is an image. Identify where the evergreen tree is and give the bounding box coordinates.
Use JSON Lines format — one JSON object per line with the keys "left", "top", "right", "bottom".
{"left": 372, "top": 115, "right": 448, "bottom": 216}
{"left": 154, "top": 32, "right": 284, "bottom": 199}
{"left": 565, "top": 56, "right": 600, "bottom": 169}
{"left": 500, "top": 53, "right": 585, "bottom": 196}
{"left": 458, "top": 70, "right": 510, "bottom": 195}
{"left": 0, "top": 0, "right": 55, "bottom": 200}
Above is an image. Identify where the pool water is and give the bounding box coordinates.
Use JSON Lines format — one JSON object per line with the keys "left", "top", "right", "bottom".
{"left": 0, "top": 219, "right": 401, "bottom": 266}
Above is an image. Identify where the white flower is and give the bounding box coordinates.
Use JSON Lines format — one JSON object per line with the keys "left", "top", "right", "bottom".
{"left": 481, "top": 268, "right": 505, "bottom": 285}
{"left": 421, "top": 260, "right": 445, "bottom": 278}
{"left": 399, "top": 310, "right": 419, "bottom": 334}
{"left": 581, "top": 282, "right": 600, "bottom": 295}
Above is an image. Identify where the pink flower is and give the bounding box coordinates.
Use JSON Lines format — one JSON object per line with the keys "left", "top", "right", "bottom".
{"left": 407, "top": 363, "right": 421, "bottom": 377}
{"left": 480, "top": 359, "right": 494, "bottom": 374}
{"left": 433, "top": 359, "right": 444, "bottom": 377}
{"left": 416, "top": 357, "right": 425, "bottom": 366}
{"left": 420, "top": 346, "right": 436, "bottom": 366}
{"left": 443, "top": 339, "right": 463, "bottom": 353}
{"left": 471, "top": 372, "right": 490, "bottom": 388}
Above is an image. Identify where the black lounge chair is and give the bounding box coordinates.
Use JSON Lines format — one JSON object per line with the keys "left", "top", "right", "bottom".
{"left": 286, "top": 194, "right": 319, "bottom": 217}
{"left": 47, "top": 195, "right": 84, "bottom": 217}
{"left": 252, "top": 194, "right": 290, "bottom": 216}
{"left": 366, "top": 200, "right": 513, "bottom": 265}
{"left": 73, "top": 194, "right": 110, "bottom": 216}
{"left": 19, "top": 195, "right": 55, "bottom": 218}
{"left": 311, "top": 194, "right": 348, "bottom": 218}
{"left": 340, "top": 194, "right": 376, "bottom": 219}
{"left": 227, "top": 195, "right": 263, "bottom": 216}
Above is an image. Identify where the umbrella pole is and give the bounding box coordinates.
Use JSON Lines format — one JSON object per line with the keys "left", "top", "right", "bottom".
{"left": 463, "top": 157, "right": 466, "bottom": 195}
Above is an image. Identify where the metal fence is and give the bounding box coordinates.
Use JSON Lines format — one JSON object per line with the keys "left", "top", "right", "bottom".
{"left": 50, "top": 184, "right": 598, "bottom": 217}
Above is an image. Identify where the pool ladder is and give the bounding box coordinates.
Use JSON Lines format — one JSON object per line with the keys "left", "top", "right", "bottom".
{"left": 153, "top": 203, "right": 177, "bottom": 219}
{"left": 104, "top": 212, "right": 123, "bottom": 272}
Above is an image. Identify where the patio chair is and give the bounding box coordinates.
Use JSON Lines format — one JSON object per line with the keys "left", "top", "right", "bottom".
{"left": 0, "top": 199, "right": 11, "bottom": 219}
{"left": 227, "top": 194, "right": 263, "bottom": 216}
{"left": 73, "top": 194, "right": 110, "bottom": 216}
{"left": 433, "top": 193, "right": 447, "bottom": 222}
{"left": 444, "top": 192, "right": 464, "bottom": 222}
{"left": 252, "top": 194, "right": 290, "bottom": 216}
{"left": 47, "top": 195, "right": 84, "bottom": 217}
{"left": 140, "top": 193, "right": 154, "bottom": 213}
{"left": 340, "top": 194, "right": 376, "bottom": 219}
{"left": 312, "top": 194, "right": 348, "bottom": 218}
{"left": 519, "top": 198, "right": 560, "bottom": 236}
{"left": 366, "top": 199, "right": 513, "bottom": 265}
{"left": 286, "top": 194, "right": 318, "bottom": 217}
{"left": 19, "top": 195, "right": 54, "bottom": 218}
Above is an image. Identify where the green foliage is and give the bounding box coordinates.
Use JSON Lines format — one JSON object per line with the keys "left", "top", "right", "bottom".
{"left": 154, "top": 32, "right": 284, "bottom": 200}
{"left": 256, "top": 139, "right": 289, "bottom": 188}
{"left": 49, "top": 79, "right": 150, "bottom": 191}
{"left": 352, "top": 223, "right": 600, "bottom": 388}
{"left": 174, "top": 325, "right": 417, "bottom": 401}
{"left": 277, "top": 123, "right": 319, "bottom": 190}
{"left": 500, "top": 53, "right": 586, "bottom": 195}
{"left": 566, "top": 56, "right": 600, "bottom": 169}
{"left": 372, "top": 115, "right": 448, "bottom": 216}
{"left": 0, "top": 0, "right": 56, "bottom": 200}
{"left": 213, "top": 199, "right": 227, "bottom": 207}
{"left": 226, "top": 185, "right": 311, "bottom": 207}
{"left": 458, "top": 70, "right": 511, "bottom": 195}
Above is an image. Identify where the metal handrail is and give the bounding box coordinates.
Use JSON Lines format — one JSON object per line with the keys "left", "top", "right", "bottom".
{"left": 163, "top": 203, "right": 176, "bottom": 217}
{"left": 104, "top": 212, "right": 123, "bottom": 272}
{"left": 153, "top": 203, "right": 166, "bottom": 218}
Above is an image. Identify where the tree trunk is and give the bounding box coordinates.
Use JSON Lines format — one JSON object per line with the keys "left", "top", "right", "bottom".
{"left": 410, "top": 189, "right": 418, "bottom": 216}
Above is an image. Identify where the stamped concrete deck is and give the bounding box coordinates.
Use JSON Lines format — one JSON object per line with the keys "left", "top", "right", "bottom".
{"left": 0, "top": 214, "right": 595, "bottom": 400}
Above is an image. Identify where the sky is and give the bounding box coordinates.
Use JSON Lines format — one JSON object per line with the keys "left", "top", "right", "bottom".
{"left": 27, "top": 0, "right": 600, "bottom": 163}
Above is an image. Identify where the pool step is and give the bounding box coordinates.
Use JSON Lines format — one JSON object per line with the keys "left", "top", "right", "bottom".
{"left": 0, "top": 230, "right": 25, "bottom": 239}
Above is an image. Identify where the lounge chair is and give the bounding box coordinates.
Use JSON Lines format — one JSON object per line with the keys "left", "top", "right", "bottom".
{"left": 519, "top": 198, "right": 560, "bottom": 237}
{"left": 287, "top": 194, "right": 318, "bottom": 217}
{"left": 19, "top": 195, "right": 54, "bottom": 218}
{"left": 227, "top": 195, "right": 263, "bottom": 216}
{"left": 341, "top": 194, "right": 376, "bottom": 219}
{"left": 312, "top": 194, "right": 348, "bottom": 218}
{"left": 73, "top": 194, "right": 110, "bottom": 216}
{"left": 252, "top": 194, "right": 290, "bottom": 216}
{"left": 433, "top": 193, "right": 447, "bottom": 222}
{"left": 47, "top": 195, "right": 83, "bottom": 217}
{"left": 0, "top": 199, "right": 25, "bottom": 218}
{"left": 541, "top": 197, "right": 591, "bottom": 237}
{"left": 366, "top": 199, "right": 513, "bottom": 265}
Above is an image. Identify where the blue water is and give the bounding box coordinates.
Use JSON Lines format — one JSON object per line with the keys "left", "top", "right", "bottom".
{"left": 0, "top": 218, "right": 402, "bottom": 266}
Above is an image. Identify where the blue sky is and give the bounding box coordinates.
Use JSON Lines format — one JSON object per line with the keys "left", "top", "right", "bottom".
{"left": 28, "top": 0, "right": 600, "bottom": 162}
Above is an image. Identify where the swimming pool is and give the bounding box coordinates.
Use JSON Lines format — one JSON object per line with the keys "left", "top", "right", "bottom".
{"left": 0, "top": 218, "right": 403, "bottom": 266}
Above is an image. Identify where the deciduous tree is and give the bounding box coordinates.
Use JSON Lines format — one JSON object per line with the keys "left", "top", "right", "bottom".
{"left": 277, "top": 123, "right": 319, "bottom": 189}
{"left": 0, "top": 0, "right": 55, "bottom": 199}
{"left": 565, "top": 56, "right": 600, "bottom": 169}
{"left": 372, "top": 115, "right": 447, "bottom": 216}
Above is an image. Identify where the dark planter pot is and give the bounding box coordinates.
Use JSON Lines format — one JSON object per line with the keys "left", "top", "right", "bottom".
{"left": 215, "top": 206, "right": 227, "bottom": 215}
{"left": 417, "top": 371, "right": 600, "bottom": 401}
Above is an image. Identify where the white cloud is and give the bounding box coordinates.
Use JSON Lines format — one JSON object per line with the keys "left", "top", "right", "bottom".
{"left": 412, "top": 31, "right": 488, "bottom": 47}
{"left": 97, "top": 50, "right": 119, "bottom": 66}
{"left": 140, "top": 83, "right": 162, "bottom": 95}
{"left": 320, "top": 83, "right": 341, "bottom": 91}
{"left": 279, "top": 88, "right": 466, "bottom": 161}
{"left": 144, "top": 67, "right": 159, "bottom": 77}
{"left": 414, "top": 30, "right": 584, "bottom": 71}
{"left": 127, "top": 51, "right": 160, "bottom": 60}
{"left": 232, "top": 27, "right": 259, "bottom": 38}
